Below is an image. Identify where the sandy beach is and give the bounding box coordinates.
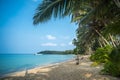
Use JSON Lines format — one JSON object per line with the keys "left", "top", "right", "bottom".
{"left": 0, "top": 55, "right": 119, "bottom": 80}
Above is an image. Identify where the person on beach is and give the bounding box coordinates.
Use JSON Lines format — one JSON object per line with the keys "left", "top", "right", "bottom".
{"left": 76, "top": 55, "right": 84, "bottom": 65}
{"left": 76, "top": 55, "right": 79, "bottom": 65}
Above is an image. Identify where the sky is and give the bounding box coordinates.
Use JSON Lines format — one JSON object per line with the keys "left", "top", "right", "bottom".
{"left": 0, "top": 0, "right": 77, "bottom": 54}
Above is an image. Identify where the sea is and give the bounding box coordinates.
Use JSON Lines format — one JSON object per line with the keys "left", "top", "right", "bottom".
{"left": 0, "top": 54, "right": 74, "bottom": 77}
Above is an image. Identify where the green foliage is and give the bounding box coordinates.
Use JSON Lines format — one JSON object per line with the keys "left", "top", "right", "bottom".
{"left": 90, "top": 45, "right": 112, "bottom": 63}
{"left": 101, "top": 47, "right": 120, "bottom": 77}
{"left": 73, "top": 47, "right": 85, "bottom": 55}
{"left": 91, "top": 61, "right": 100, "bottom": 67}
{"left": 101, "top": 61, "right": 120, "bottom": 77}
{"left": 105, "top": 20, "right": 120, "bottom": 35}
{"left": 90, "top": 45, "right": 120, "bottom": 77}
{"left": 73, "top": 48, "right": 78, "bottom": 55}
{"left": 109, "top": 47, "right": 120, "bottom": 63}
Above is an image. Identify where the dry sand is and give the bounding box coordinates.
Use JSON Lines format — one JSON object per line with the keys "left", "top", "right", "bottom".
{"left": 0, "top": 55, "right": 119, "bottom": 80}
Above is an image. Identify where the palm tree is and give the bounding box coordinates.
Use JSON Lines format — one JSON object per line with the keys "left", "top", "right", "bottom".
{"left": 33, "top": 0, "right": 120, "bottom": 51}
{"left": 33, "top": 0, "right": 120, "bottom": 47}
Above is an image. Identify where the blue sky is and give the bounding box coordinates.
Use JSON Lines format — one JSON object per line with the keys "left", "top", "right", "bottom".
{"left": 0, "top": 0, "right": 77, "bottom": 53}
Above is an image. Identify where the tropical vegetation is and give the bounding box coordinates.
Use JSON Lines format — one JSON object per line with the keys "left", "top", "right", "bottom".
{"left": 33, "top": 0, "right": 120, "bottom": 77}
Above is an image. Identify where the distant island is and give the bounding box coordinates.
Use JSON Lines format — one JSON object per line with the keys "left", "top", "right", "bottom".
{"left": 37, "top": 50, "right": 73, "bottom": 55}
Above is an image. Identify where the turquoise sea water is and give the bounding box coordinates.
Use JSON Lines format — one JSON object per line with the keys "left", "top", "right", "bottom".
{"left": 0, "top": 54, "right": 74, "bottom": 77}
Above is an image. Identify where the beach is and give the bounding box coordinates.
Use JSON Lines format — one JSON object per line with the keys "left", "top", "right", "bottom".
{"left": 0, "top": 55, "right": 119, "bottom": 80}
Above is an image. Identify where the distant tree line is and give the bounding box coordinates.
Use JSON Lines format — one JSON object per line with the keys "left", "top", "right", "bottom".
{"left": 38, "top": 50, "right": 74, "bottom": 55}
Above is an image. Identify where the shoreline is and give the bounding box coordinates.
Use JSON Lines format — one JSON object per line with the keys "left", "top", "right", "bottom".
{"left": 0, "top": 58, "right": 75, "bottom": 78}
{"left": 1, "top": 55, "right": 119, "bottom": 80}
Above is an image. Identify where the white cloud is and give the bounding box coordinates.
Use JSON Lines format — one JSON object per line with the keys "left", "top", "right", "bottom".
{"left": 68, "top": 41, "right": 73, "bottom": 45}
{"left": 41, "top": 43, "right": 57, "bottom": 46}
{"left": 46, "top": 35, "right": 56, "bottom": 40}
{"left": 60, "top": 43, "right": 66, "bottom": 46}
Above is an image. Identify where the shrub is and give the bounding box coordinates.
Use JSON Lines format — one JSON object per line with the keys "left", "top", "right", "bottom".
{"left": 101, "top": 47, "right": 120, "bottom": 77}
{"left": 101, "top": 61, "right": 120, "bottom": 77}
{"left": 90, "top": 45, "right": 120, "bottom": 77}
{"left": 90, "top": 45, "right": 112, "bottom": 64}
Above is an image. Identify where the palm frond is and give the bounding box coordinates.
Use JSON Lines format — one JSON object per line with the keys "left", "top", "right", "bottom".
{"left": 33, "top": 0, "right": 73, "bottom": 25}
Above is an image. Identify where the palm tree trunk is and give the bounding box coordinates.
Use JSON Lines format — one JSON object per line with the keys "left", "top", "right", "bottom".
{"left": 109, "top": 33, "right": 116, "bottom": 47}
{"left": 99, "top": 37, "right": 108, "bottom": 47}
{"left": 93, "top": 28, "right": 110, "bottom": 45}
{"left": 98, "top": 39, "right": 103, "bottom": 47}
{"left": 113, "top": 36, "right": 120, "bottom": 47}
{"left": 102, "top": 39, "right": 107, "bottom": 47}
{"left": 113, "top": 0, "right": 120, "bottom": 8}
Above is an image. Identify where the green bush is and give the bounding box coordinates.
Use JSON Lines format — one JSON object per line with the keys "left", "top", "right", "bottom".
{"left": 102, "top": 47, "right": 120, "bottom": 77}
{"left": 90, "top": 45, "right": 112, "bottom": 64}
{"left": 101, "top": 61, "right": 120, "bottom": 77}
{"left": 109, "top": 47, "right": 120, "bottom": 63}
{"left": 90, "top": 45, "right": 120, "bottom": 77}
